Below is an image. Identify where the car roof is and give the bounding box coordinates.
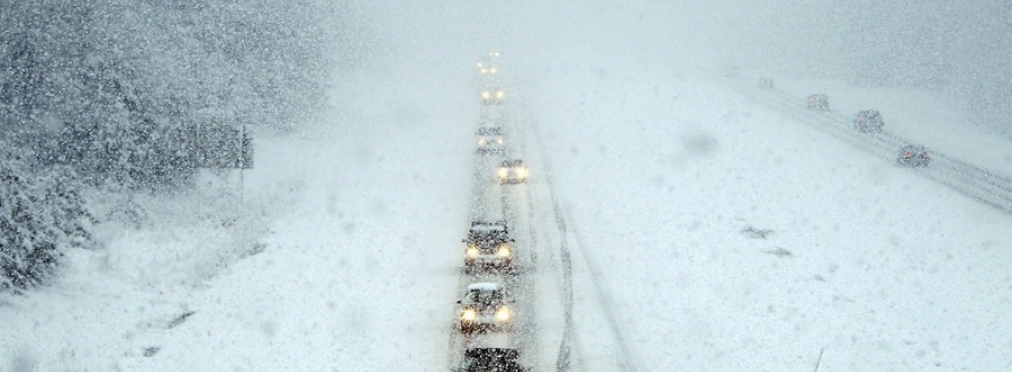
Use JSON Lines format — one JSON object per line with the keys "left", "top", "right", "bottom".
{"left": 470, "top": 220, "right": 507, "bottom": 230}
{"left": 477, "top": 127, "right": 503, "bottom": 135}
{"left": 464, "top": 347, "right": 520, "bottom": 360}
{"left": 467, "top": 282, "right": 503, "bottom": 292}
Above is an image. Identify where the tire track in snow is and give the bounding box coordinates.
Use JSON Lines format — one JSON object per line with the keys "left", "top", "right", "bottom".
{"left": 518, "top": 106, "right": 647, "bottom": 372}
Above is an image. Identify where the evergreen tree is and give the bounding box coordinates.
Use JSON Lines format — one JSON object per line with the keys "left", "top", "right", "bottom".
{"left": 0, "top": 151, "right": 92, "bottom": 294}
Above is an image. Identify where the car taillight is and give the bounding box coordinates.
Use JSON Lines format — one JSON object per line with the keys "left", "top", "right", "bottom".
{"left": 905, "top": 152, "right": 912, "bottom": 157}
{"left": 924, "top": 152, "right": 930, "bottom": 157}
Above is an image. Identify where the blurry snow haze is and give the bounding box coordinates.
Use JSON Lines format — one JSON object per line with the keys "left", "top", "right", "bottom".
{"left": 365, "top": 0, "right": 1011, "bottom": 135}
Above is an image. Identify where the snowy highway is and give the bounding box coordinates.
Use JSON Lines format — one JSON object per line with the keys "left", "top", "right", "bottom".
{"left": 5, "top": 3, "right": 1012, "bottom": 369}
{"left": 450, "top": 55, "right": 654, "bottom": 371}
{"left": 734, "top": 76, "right": 1012, "bottom": 215}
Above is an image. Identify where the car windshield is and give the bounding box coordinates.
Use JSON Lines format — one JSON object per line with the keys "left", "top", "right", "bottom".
{"left": 465, "top": 289, "right": 503, "bottom": 304}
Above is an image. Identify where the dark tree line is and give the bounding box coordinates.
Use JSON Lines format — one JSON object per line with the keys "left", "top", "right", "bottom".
{"left": 1, "top": 0, "right": 342, "bottom": 292}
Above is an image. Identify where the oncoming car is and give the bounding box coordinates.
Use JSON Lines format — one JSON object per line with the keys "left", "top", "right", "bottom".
{"left": 462, "top": 220, "right": 514, "bottom": 271}
{"left": 456, "top": 282, "right": 515, "bottom": 333}
{"left": 897, "top": 144, "right": 931, "bottom": 167}
{"left": 853, "top": 110, "right": 884, "bottom": 132}
{"left": 453, "top": 348, "right": 528, "bottom": 372}
{"left": 806, "top": 94, "right": 830, "bottom": 111}
{"left": 481, "top": 87, "right": 506, "bottom": 105}
{"left": 497, "top": 159, "right": 528, "bottom": 184}
{"left": 476, "top": 126, "right": 506, "bottom": 154}
{"left": 476, "top": 51, "right": 502, "bottom": 75}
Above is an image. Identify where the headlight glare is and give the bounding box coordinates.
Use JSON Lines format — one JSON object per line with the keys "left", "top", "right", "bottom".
{"left": 494, "top": 306, "right": 512, "bottom": 322}
{"left": 461, "top": 308, "right": 478, "bottom": 321}
{"left": 466, "top": 246, "right": 479, "bottom": 258}
{"left": 496, "top": 245, "right": 511, "bottom": 258}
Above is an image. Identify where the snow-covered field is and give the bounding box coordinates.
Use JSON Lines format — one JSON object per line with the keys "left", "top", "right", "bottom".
{"left": 1, "top": 61, "right": 476, "bottom": 370}
{"left": 525, "top": 62, "right": 1012, "bottom": 370}
{"left": 4, "top": 16, "right": 1012, "bottom": 372}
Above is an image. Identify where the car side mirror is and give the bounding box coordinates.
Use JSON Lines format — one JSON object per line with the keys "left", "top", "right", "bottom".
{"left": 456, "top": 299, "right": 461, "bottom": 305}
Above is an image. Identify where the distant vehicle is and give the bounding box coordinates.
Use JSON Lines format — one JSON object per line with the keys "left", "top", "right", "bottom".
{"left": 853, "top": 110, "right": 884, "bottom": 132}
{"left": 476, "top": 126, "right": 506, "bottom": 154}
{"left": 456, "top": 282, "right": 515, "bottom": 333}
{"left": 806, "top": 94, "right": 830, "bottom": 111}
{"left": 481, "top": 87, "right": 506, "bottom": 105}
{"left": 896, "top": 144, "right": 931, "bottom": 167}
{"left": 757, "top": 77, "right": 774, "bottom": 89}
{"left": 462, "top": 220, "right": 514, "bottom": 271}
{"left": 453, "top": 348, "right": 528, "bottom": 372}
{"left": 476, "top": 62, "right": 500, "bottom": 76}
{"left": 497, "top": 159, "right": 528, "bottom": 184}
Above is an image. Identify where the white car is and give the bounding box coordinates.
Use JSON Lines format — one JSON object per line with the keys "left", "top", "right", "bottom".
{"left": 497, "top": 159, "right": 527, "bottom": 184}
{"left": 476, "top": 126, "right": 506, "bottom": 154}
{"left": 462, "top": 220, "right": 514, "bottom": 271}
{"left": 456, "top": 282, "right": 514, "bottom": 333}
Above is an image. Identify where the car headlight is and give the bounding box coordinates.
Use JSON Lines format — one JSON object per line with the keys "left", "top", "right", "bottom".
{"left": 477, "top": 62, "right": 484, "bottom": 68}
{"left": 495, "top": 91, "right": 505, "bottom": 99}
{"left": 497, "top": 138, "right": 504, "bottom": 145}
{"left": 481, "top": 91, "right": 491, "bottom": 99}
{"left": 516, "top": 168, "right": 528, "bottom": 179}
{"left": 496, "top": 245, "right": 511, "bottom": 258}
{"left": 490, "top": 67, "right": 498, "bottom": 74}
{"left": 480, "top": 68, "right": 489, "bottom": 74}
{"left": 478, "top": 138, "right": 487, "bottom": 146}
{"left": 494, "top": 306, "right": 512, "bottom": 322}
{"left": 497, "top": 168, "right": 508, "bottom": 179}
{"left": 461, "top": 308, "right": 478, "bottom": 321}
{"left": 466, "top": 246, "right": 479, "bottom": 258}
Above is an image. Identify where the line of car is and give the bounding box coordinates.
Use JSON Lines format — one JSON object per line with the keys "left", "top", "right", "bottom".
{"left": 451, "top": 51, "right": 531, "bottom": 372}
{"left": 757, "top": 76, "right": 932, "bottom": 167}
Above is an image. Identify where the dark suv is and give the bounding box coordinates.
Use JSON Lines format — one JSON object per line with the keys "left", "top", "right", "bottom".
{"left": 853, "top": 110, "right": 884, "bottom": 133}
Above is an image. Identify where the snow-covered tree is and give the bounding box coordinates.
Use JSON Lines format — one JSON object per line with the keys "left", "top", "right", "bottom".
{"left": 0, "top": 0, "right": 345, "bottom": 291}
{"left": 0, "top": 151, "right": 93, "bottom": 294}
{"left": 1, "top": 0, "right": 339, "bottom": 189}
